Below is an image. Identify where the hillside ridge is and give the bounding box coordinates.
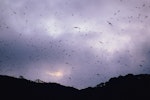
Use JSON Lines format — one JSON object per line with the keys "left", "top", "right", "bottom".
{"left": 0, "top": 74, "right": 150, "bottom": 100}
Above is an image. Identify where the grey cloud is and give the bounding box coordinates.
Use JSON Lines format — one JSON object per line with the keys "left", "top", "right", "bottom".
{"left": 0, "top": 0, "right": 150, "bottom": 89}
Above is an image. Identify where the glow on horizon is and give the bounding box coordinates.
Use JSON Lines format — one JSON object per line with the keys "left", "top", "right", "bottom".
{"left": 46, "top": 71, "right": 64, "bottom": 77}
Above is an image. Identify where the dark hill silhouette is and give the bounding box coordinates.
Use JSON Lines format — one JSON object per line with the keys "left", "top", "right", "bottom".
{"left": 0, "top": 74, "right": 150, "bottom": 100}
{"left": 80, "top": 74, "right": 150, "bottom": 100}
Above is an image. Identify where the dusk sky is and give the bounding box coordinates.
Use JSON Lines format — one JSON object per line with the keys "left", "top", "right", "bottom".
{"left": 0, "top": 0, "right": 150, "bottom": 89}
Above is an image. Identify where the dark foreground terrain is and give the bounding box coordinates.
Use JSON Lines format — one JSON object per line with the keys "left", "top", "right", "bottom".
{"left": 0, "top": 74, "right": 150, "bottom": 100}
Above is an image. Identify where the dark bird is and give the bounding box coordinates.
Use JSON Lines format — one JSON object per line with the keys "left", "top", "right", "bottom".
{"left": 107, "top": 21, "right": 113, "bottom": 26}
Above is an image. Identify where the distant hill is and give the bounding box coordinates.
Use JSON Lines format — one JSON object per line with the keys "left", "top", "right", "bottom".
{"left": 80, "top": 74, "right": 150, "bottom": 100}
{"left": 0, "top": 74, "right": 150, "bottom": 100}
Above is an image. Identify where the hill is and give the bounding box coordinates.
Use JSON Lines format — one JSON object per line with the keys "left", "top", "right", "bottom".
{"left": 0, "top": 74, "right": 150, "bottom": 100}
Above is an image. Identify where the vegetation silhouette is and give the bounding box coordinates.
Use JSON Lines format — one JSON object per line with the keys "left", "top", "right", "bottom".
{"left": 0, "top": 74, "right": 150, "bottom": 100}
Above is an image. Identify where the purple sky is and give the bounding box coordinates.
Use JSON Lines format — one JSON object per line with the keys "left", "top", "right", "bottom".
{"left": 0, "top": 0, "right": 150, "bottom": 89}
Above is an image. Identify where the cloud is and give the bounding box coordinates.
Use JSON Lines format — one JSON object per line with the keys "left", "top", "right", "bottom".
{"left": 0, "top": 0, "right": 150, "bottom": 89}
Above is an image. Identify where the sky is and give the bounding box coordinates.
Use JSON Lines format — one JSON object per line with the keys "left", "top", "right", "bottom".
{"left": 0, "top": 0, "right": 150, "bottom": 89}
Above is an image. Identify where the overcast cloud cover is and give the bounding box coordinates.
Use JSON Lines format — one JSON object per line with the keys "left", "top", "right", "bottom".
{"left": 0, "top": 0, "right": 150, "bottom": 89}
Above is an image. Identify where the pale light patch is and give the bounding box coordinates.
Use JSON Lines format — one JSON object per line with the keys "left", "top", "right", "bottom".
{"left": 43, "top": 63, "right": 72, "bottom": 80}
{"left": 70, "top": 20, "right": 103, "bottom": 35}
{"left": 119, "top": 22, "right": 145, "bottom": 31}
{"left": 46, "top": 71, "right": 63, "bottom": 77}
{"left": 72, "top": 23, "right": 92, "bottom": 33}
{"left": 26, "top": 62, "right": 72, "bottom": 82}
{"left": 42, "top": 18, "right": 64, "bottom": 38}
{"left": 41, "top": 18, "right": 106, "bottom": 38}
{"left": 101, "top": 34, "right": 131, "bottom": 53}
{"left": 87, "top": 33, "right": 131, "bottom": 54}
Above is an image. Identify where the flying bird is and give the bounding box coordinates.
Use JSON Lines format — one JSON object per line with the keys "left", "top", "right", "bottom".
{"left": 107, "top": 21, "right": 113, "bottom": 26}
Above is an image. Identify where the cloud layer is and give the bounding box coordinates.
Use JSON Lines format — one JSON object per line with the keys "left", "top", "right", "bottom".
{"left": 0, "top": 0, "right": 150, "bottom": 89}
